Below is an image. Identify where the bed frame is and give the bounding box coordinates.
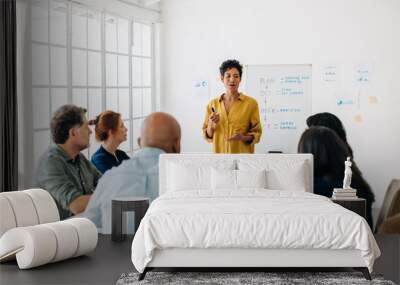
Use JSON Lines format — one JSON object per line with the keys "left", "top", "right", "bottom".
{"left": 139, "top": 248, "right": 371, "bottom": 280}
{"left": 138, "top": 154, "right": 372, "bottom": 281}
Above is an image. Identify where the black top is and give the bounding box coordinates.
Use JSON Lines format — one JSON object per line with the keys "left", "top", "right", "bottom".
{"left": 91, "top": 145, "right": 130, "bottom": 174}
{"left": 314, "top": 176, "right": 374, "bottom": 229}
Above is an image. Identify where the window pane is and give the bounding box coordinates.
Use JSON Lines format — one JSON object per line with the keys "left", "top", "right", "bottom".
{"left": 119, "top": 88, "right": 130, "bottom": 120}
{"left": 132, "top": 57, "right": 142, "bottom": 86}
{"left": 132, "top": 119, "right": 142, "bottom": 149}
{"left": 106, "top": 53, "right": 118, "bottom": 86}
{"left": 142, "top": 24, "right": 151, "bottom": 57}
{"left": 142, "top": 58, "right": 152, "bottom": 86}
{"left": 72, "top": 5, "right": 87, "bottom": 48}
{"left": 132, "top": 22, "right": 142, "bottom": 55}
{"left": 118, "top": 55, "right": 129, "bottom": 87}
{"left": 51, "top": 88, "right": 68, "bottom": 113}
{"left": 32, "top": 88, "right": 50, "bottom": 129}
{"left": 89, "top": 131, "right": 101, "bottom": 158}
{"left": 72, "top": 49, "right": 87, "bottom": 86}
{"left": 105, "top": 15, "right": 117, "bottom": 52}
{"left": 106, "top": 88, "right": 118, "bottom": 112}
{"left": 119, "top": 120, "right": 130, "bottom": 152}
{"left": 88, "top": 88, "right": 102, "bottom": 121}
{"left": 50, "top": 46, "right": 67, "bottom": 85}
{"left": 50, "top": 0, "right": 67, "bottom": 45}
{"left": 73, "top": 88, "right": 87, "bottom": 109}
{"left": 88, "top": 51, "right": 102, "bottom": 86}
{"left": 132, "top": 88, "right": 142, "bottom": 118}
{"left": 31, "top": 0, "right": 48, "bottom": 43}
{"left": 88, "top": 10, "right": 101, "bottom": 50}
{"left": 32, "top": 44, "right": 49, "bottom": 85}
{"left": 34, "top": 130, "right": 51, "bottom": 167}
{"left": 117, "top": 18, "right": 129, "bottom": 54}
{"left": 142, "top": 88, "right": 152, "bottom": 116}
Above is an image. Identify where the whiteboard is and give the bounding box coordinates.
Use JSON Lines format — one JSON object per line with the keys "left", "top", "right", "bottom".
{"left": 245, "top": 64, "right": 312, "bottom": 153}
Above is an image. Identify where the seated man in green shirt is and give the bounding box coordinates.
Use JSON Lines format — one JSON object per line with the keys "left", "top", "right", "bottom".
{"left": 35, "top": 104, "right": 101, "bottom": 219}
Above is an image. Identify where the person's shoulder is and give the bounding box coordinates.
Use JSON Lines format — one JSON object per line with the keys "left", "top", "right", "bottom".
{"left": 116, "top": 149, "right": 129, "bottom": 159}
{"left": 97, "top": 158, "right": 135, "bottom": 184}
{"left": 91, "top": 147, "right": 105, "bottom": 159}
{"left": 107, "top": 156, "right": 133, "bottom": 173}
{"left": 208, "top": 96, "right": 221, "bottom": 105}
{"left": 241, "top": 93, "right": 258, "bottom": 105}
{"left": 44, "top": 146, "right": 68, "bottom": 165}
{"left": 91, "top": 148, "right": 111, "bottom": 166}
{"left": 34, "top": 146, "right": 68, "bottom": 184}
{"left": 108, "top": 149, "right": 157, "bottom": 175}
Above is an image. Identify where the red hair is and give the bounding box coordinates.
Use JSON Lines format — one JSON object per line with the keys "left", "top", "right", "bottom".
{"left": 89, "top": 111, "right": 121, "bottom": 141}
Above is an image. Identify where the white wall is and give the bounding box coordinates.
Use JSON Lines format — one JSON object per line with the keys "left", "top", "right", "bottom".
{"left": 160, "top": 0, "right": 400, "bottom": 212}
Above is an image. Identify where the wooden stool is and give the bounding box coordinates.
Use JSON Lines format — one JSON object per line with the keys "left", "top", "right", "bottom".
{"left": 111, "top": 197, "right": 149, "bottom": 242}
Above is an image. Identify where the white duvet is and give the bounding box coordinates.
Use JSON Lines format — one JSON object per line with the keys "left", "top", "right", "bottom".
{"left": 131, "top": 190, "right": 380, "bottom": 273}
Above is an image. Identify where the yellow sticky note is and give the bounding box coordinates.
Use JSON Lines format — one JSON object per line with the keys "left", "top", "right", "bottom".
{"left": 368, "top": 96, "right": 378, "bottom": 104}
{"left": 354, "top": 114, "right": 363, "bottom": 123}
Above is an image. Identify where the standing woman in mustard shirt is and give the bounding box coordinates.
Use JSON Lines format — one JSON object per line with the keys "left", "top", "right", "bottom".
{"left": 202, "top": 59, "right": 262, "bottom": 153}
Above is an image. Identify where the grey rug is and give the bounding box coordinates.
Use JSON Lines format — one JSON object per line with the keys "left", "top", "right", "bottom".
{"left": 116, "top": 271, "right": 396, "bottom": 285}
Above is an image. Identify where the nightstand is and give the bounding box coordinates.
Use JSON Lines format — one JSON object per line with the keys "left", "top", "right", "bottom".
{"left": 331, "top": 198, "right": 366, "bottom": 219}
{"left": 111, "top": 197, "right": 150, "bottom": 242}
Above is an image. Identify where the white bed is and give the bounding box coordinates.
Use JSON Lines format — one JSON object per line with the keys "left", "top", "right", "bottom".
{"left": 131, "top": 154, "right": 380, "bottom": 280}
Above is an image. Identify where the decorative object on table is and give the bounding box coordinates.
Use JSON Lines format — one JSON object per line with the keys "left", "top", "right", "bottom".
{"left": 0, "top": 189, "right": 98, "bottom": 269}
{"left": 343, "top": 156, "right": 353, "bottom": 189}
{"left": 332, "top": 157, "right": 358, "bottom": 200}
{"left": 112, "top": 197, "right": 149, "bottom": 242}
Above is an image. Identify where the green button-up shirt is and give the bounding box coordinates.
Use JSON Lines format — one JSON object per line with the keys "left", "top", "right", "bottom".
{"left": 35, "top": 145, "right": 102, "bottom": 219}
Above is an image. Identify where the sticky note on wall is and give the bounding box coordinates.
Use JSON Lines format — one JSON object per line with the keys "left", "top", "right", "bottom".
{"left": 368, "top": 96, "right": 378, "bottom": 104}
{"left": 354, "top": 114, "right": 363, "bottom": 123}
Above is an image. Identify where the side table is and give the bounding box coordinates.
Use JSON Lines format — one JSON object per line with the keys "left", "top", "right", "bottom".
{"left": 112, "top": 197, "right": 149, "bottom": 242}
{"left": 331, "top": 198, "right": 366, "bottom": 219}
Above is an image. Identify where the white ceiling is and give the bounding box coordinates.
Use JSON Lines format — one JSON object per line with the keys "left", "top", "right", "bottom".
{"left": 118, "top": 0, "right": 161, "bottom": 9}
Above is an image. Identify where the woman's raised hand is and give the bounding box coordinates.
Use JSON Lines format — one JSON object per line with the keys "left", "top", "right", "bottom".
{"left": 208, "top": 112, "right": 220, "bottom": 130}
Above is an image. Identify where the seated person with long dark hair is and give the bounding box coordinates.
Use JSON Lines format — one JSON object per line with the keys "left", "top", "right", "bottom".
{"left": 307, "top": 112, "right": 353, "bottom": 157}
{"left": 298, "top": 126, "right": 375, "bottom": 229}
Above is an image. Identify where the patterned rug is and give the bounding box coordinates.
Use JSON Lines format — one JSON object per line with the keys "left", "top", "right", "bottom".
{"left": 116, "top": 271, "right": 396, "bottom": 285}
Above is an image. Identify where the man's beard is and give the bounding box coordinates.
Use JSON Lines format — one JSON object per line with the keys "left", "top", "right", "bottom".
{"left": 78, "top": 142, "right": 90, "bottom": 151}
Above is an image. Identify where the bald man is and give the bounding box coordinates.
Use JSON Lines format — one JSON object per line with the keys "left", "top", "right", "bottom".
{"left": 82, "top": 112, "right": 181, "bottom": 233}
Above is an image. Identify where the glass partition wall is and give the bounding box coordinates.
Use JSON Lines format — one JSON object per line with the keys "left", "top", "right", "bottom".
{"left": 31, "top": 0, "right": 154, "bottom": 166}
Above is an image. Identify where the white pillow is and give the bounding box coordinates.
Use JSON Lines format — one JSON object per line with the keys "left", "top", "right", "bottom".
{"left": 237, "top": 169, "right": 267, "bottom": 189}
{"left": 266, "top": 161, "right": 307, "bottom": 191}
{"left": 211, "top": 169, "right": 267, "bottom": 190}
{"left": 211, "top": 168, "right": 236, "bottom": 190}
{"left": 168, "top": 163, "right": 207, "bottom": 191}
{"left": 238, "top": 159, "right": 308, "bottom": 191}
{"left": 167, "top": 160, "right": 235, "bottom": 191}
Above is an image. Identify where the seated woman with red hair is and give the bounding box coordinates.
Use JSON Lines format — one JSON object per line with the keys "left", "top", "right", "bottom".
{"left": 89, "top": 111, "right": 129, "bottom": 174}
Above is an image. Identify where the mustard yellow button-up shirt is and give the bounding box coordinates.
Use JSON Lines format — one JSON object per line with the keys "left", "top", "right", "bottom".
{"left": 202, "top": 93, "right": 262, "bottom": 153}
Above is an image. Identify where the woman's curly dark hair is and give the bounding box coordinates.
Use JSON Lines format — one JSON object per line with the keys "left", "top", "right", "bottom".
{"left": 219, "top": 59, "right": 243, "bottom": 78}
